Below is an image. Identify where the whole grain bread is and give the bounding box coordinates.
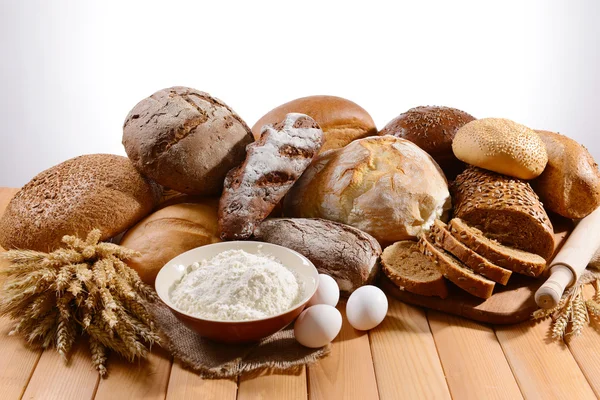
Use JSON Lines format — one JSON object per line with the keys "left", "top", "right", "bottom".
{"left": 419, "top": 234, "right": 495, "bottom": 299}
{"left": 447, "top": 218, "right": 547, "bottom": 277}
{"left": 381, "top": 240, "right": 448, "bottom": 298}
{"left": 0, "top": 154, "right": 161, "bottom": 252}
{"left": 252, "top": 218, "right": 381, "bottom": 295}
{"left": 430, "top": 220, "right": 511, "bottom": 285}
{"left": 219, "top": 113, "right": 323, "bottom": 240}
{"left": 452, "top": 166, "right": 555, "bottom": 260}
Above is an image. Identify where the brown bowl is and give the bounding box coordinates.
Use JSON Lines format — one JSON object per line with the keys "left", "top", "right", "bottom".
{"left": 155, "top": 241, "right": 319, "bottom": 344}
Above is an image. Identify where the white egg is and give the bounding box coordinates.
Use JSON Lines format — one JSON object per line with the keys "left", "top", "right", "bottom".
{"left": 307, "top": 274, "right": 340, "bottom": 307}
{"left": 346, "top": 285, "right": 388, "bottom": 331}
{"left": 294, "top": 304, "right": 342, "bottom": 348}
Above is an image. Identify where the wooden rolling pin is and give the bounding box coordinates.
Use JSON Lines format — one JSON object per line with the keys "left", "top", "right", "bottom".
{"left": 535, "top": 206, "right": 600, "bottom": 309}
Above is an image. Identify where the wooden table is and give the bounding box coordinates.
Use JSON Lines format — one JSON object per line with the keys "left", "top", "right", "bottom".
{"left": 1, "top": 187, "right": 599, "bottom": 400}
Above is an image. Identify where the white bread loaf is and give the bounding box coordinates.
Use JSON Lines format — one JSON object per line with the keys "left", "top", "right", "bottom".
{"left": 283, "top": 136, "right": 452, "bottom": 245}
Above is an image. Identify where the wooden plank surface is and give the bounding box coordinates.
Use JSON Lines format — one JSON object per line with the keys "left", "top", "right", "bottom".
{"left": 369, "top": 299, "right": 451, "bottom": 400}
{"left": 166, "top": 362, "right": 237, "bottom": 400}
{"left": 428, "top": 310, "right": 523, "bottom": 400}
{"left": 307, "top": 305, "right": 379, "bottom": 400}
{"left": 238, "top": 368, "right": 307, "bottom": 400}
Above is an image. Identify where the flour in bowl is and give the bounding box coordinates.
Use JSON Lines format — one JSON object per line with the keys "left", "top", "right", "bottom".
{"left": 170, "top": 249, "right": 304, "bottom": 321}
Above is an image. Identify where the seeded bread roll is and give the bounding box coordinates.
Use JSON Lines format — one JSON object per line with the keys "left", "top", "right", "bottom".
{"left": 452, "top": 118, "right": 548, "bottom": 179}
{"left": 379, "top": 106, "right": 475, "bottom": 179}
{"left": 252, "top": 95, "right": 377, "bottom": 153}
{"left": 284, "top": 136, "right": 452, "bottom": 245}
{"left": 123, "top": 86, "right": 254, "bottom": 196}
{"left": 419, "top": 234, "right": 495, "bottom": 299}
{"left": 452, "top": 167, "right": 555, "bottom": 260}
{"left": 430, "top": 220, "right": 511, "bottom": 285}
{"left": 0, "top": 154, "right": 161, "bottom": 252}
{"left": 381, "top": 240, "right": 448, "bottom": 298}
{"left": 532, "top": 130, "right": 600, "bottom": 219}
{"left": 448, "top": 218, "right": 547, "bottom": 277}
{"left": 120, "top": 200, "right": 220, "bottom": 285}
{"left": 253, "top": 218, "right": 381, "bottom": 295}
{"left": 219, "top": 113, "right": 323, "bottom": 240}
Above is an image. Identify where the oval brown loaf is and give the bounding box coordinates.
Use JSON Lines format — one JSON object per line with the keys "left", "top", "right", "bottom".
{"left": 0, "top": 154, "right": 161, "bottom": 252}
{"left": 532, "top": 130, "right": 600, "bottom": 219}
{"left": 252, "top": 95, "right": 377, "bottom": 153}
{"left": 123, "top": 86, "right": 254, "bottom": 196}
{"left": 252, "top": 218, "right": 381, "bottom": 295}
{"left": 452, "top": 166, "right": 555, "bottom": 260}
{"left": 379, "top": 105, "right": 475, "bottom": 179}
{"left": 120, "top": 200, "right": 221, "bottom": 285}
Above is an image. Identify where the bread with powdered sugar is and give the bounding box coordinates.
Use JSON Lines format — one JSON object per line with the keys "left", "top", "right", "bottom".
{"left": 218, "top": 113, "right": 324, "bottom": 240}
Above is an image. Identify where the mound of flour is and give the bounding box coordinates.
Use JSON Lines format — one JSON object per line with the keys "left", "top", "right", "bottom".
{"left": 170, "top": 249, "right": 303, "bottom": 321}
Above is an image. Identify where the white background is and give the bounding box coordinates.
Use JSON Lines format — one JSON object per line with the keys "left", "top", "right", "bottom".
{"left": 0, "top": 0, "right": 598, "bottom": 187}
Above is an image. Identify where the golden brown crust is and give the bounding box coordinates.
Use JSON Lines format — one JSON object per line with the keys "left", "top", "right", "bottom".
{"left": 532, "top": 130, "right": 600, "bottom": 219}
{"left": 252, "top": 95, "right": 377, "bottom": 153}
{"left": 0, "top": 154, "right": 161, "bottom": 252}
{"left": 379, "top": 105, "right": 475, "bottom": 179}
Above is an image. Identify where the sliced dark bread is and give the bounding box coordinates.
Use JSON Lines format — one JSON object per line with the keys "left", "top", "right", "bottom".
{"left": 419, "top": 234, "right": 495, "bottom": 299}
{"left": 381, "top": 241, "right": 448, "bottom": 299}
{"left": 430, "top": 220, "right": 512, "bottom": 285}
{"left": 448, "top": 218, "right": 547, "bottom": 277}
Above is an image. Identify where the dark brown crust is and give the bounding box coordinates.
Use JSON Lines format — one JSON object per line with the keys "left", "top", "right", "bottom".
{"left": 452, "top": 167, "right": 555, "bottom": 260}
{"left": 448, "top": 218, "right": 547, "bottom": 277}
{"left": 379, "top": 106, "right": 475, "bottom": 179}
{"left": 252, "top": 218, "right": 381, "bottom": 296}
{"left": 219, "top": 114, "right": 323, "bottom": 240}
{"left": 430, "top": 220, "right": 511, "bottom": 285}
{"left": 381, "top": 241, "right": 448, "bottom": 299}
{"left": 419, "top": 234, "right": 495, "bottom": 299}
{"left": 0, "top": 154, "right": 161, "bottom": 252}
{"left": 122, "top": 86, "right": 254, "bottom": 196}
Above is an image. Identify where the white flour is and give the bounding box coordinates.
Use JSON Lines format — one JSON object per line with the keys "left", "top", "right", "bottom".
{"left": 170, "top": 249, "right": 303, "bottom": 321}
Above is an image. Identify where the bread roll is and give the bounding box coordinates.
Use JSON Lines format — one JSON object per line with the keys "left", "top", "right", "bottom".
{"left": 452, "top": 167, "right": 555, "bottom": 260}
{"left": 0, "top": 154, "right": 161, "bottom": 252}
{"left": 253, "top": 218, "right": 381, "bottom": 295}
{"left": 283, "top": 136, "right": 452, "bottom": 245}
{"left": 532, "top": 130, "right": 600, "bottom": 219}
{"left": 452, "top": 118, "right": 548, "bottom": 179}
{"left": 252, "top": 95, "right": 376, "bottom": 153}
{"left": 379, "top": 106, "right": 475, "bottom": 179}
{"left": 120, "top": 200, "right": 220, "bottom": 285}
{"left": 123, "top": 86, "right": 254, "bottom": 196}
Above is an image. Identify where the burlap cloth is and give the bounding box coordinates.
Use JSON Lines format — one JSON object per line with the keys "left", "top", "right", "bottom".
{"left": 149, "top": 301, "right": 329, "bottom": 378}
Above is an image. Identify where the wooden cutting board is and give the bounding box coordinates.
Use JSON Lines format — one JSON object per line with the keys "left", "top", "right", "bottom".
{"left": 381, "top": 216, "right": 574, "bottom": 324}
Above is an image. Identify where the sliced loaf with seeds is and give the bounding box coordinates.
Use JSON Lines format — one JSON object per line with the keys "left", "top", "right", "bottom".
{"left": 419, "top": 234, "right": 495, "bottom": 299}
{"left": 430, "top": 220, "right": 511, "bottom": 285}
{"left": 448, "top": 218, "right": 547, "bottom": 277}
{"left": 381, "top": 240, "right": 448, "bottom": 299}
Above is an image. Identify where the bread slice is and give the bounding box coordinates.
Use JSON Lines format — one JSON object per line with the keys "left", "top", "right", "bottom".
{"left": 381, "top": 241, "right": 448, "bottom": 299}
{"left": 448, "top": 218, "right": 547, "bottom": 277}
{"left": 419, "top": 234, "right": 495, "bottom": 299}
{"left": 430, "top": 220, "right": 512, "bottom": 285}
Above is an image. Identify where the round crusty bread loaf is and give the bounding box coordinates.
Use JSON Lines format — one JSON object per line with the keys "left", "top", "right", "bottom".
{"left": 452, "top": 118, "right": 548, "bottom": 179}
{"left": 283, "top": 136, "right": 452, "bottom": 245}
{"left": 123, "top": 86, "right": 254, "bottom": 196}
{"left": 0, "top": 154, "right": 161, "bottom": 252}
{"left": 379, "top": 106, "right": 475, "bottom": 179}
{"left": 120, "top": 200, "right": 221, "bottom": 285}
{"left": 252, "top": 95, "right": 377, "bottom": 153}
{"left": 532, "top": 130, "right": 600, "bottom": 219}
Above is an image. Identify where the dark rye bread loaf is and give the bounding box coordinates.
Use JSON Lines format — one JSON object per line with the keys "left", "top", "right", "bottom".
{"left": 448, "top": 218, "right": 547, "bottom": 277}
{"left": 419, "top": 233, "right": 495, "bottom": 299}
{"left": 430, "top": 220, "right": 511, "bottom": 285}
{"left": 219, "top": 113, "right": 323, "bottom": 240}
{"left": 452, "top": 167, "right": 555, "bottom": 260}
{"left": 0, "top": 154, "right": 161, "bottom": 252}
{"left": 253, "top": 218, "right": 381, "bottom": 295}
{"left": 381, "top": 240, "right": 448, "bottom": 298}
